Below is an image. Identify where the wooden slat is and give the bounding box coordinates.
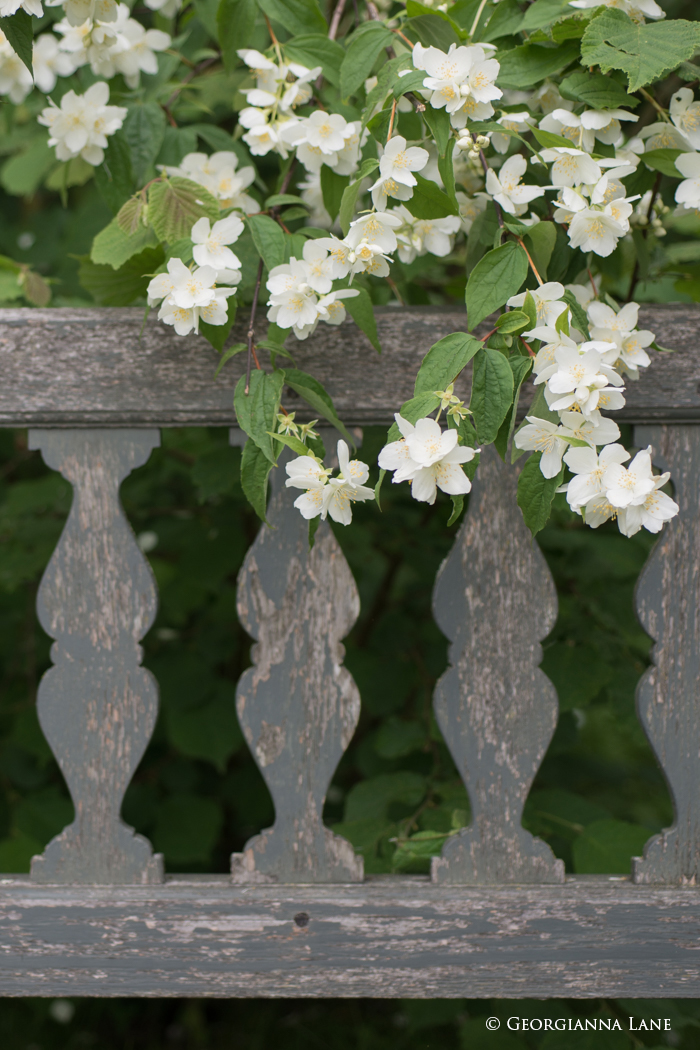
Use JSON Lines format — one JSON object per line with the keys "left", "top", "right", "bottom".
{"left": 0, "top": 876, "right": 699, "bottom": 997}
{"left": 1, "top": 305, "right": 700, "bottom": 427}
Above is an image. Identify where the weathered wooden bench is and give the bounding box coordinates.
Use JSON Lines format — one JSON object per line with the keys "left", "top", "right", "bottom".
{"left": 1, "top": 303, "right": 700, "bottom": 998}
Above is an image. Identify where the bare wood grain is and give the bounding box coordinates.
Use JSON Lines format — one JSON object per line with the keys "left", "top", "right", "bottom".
{"left": 431, "top": 447, "right": 564, "bottom": 885}
{"left": 1, "top": 305, "right": 699, "bottom": 427}
{"left": 0, "top": 876, "right": 699, "bottom": 996}
{"left": 231, "top": 448, "right": 363, "bottom": 883}
{"left": 633, "top": 425, "right": 700, "bottom": 885}
{"left": 28, "top": 429, "right": 164, "bottom": 885}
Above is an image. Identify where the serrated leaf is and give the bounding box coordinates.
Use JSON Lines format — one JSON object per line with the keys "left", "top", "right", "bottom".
{"left": 123, "top": 103, "right": 167, "bottom": 187}
{"left": 258, "top": 0, "right": 327, "bottom": 36}
{"left": 91, "top": 216, "right": 158, "bottom": 269}
{"left": 217, "top": 0, "right": 257, "bottom": 72}
{"left": 516, "top": 452, "right": 563, "bottom": 535}
{"left": 0, "top": 10, "right": 32, "bottom": 73}
{"left": 496, "top": 40, "right": 580, "bottom": 90}
{"left": 283, "top": 367, "right": 353, "bottom": 445}
{"left": 21, "top": 269, "right": 51, "bottom": 307}
{"left": 148, "top": 177, "right": 219, "bottom": 244}
{"left": 341, "top": 21, "right": 393, "bottom": 98}
{"left": 247, "top": 214, "right": 286, "bottom": 270}
{"left": 469, "top": 346, "right": 514, "bottom": 444}
{"left": 284, "top": 34, "right": 345, "bottom": 87}
{"left": 465, "top": 241, "right": 528, "bottom": 330}
{"left": 240, "top": 438, "right": 274, "bottom": 523}
{"left": 339, "top": 158, "right": 379, "bottom": 234}
{"left": 414, "top": 332, "right": 482, "bottom": 396}
{"left": 116, "top": 198, "right": 147, "bottom": 236}
{"left": 405, "top": 172, "right": 459, "bottom": 220}
{"left": 581, "top": 9, "right": 700, "bottom": 93}
{"left": 233, "top": 370, "right": 285, "bottom": 464}
{"left": 79, "top": 247, "right": 165, "bottom": 306}
{"left": 559, "top": 69, "right": 638, "bottom": 110}
{"left": 344, "top": 286, "right": 381, "bottom": 353}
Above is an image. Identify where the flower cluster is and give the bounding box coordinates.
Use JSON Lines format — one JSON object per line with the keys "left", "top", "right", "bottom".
{"left": 286, "top": 440, "right": 373, "bottom": 525}
{"left": 379, "top": 416, "right": 478, "bottom": 506}
{"left": 237, "top": 49, "right": 320, "bottom": 158}
{"left": 146, "top": 216, "right": 242, "bottom": 335}
{"left": 413, "top": 42, "right": 502, "bottom": 129}
{"left": 266, "top": 239, "right": 360, "bottom": 340}
{"left": 38, "top": 81, "right": 126, "bottom": 166}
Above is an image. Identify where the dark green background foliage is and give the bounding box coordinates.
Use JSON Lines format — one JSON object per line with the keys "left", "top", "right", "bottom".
{"left": 1, "top": 423, "right": 698, "bottom": 1046}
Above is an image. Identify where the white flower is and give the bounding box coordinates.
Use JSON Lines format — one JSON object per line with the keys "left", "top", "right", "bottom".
{"left": 507, "top": 282, "right": 567, "bottom": 327}
{"left": 378, "top": 414, "right": 477, "bottom": 505}
{"left": 287, "top": 442, "right": 373, "bottom": 525}
{"left": 587, "top": 301, "right": 653, "bottom": 373}
{"left": 370, "top": 135, "right": 429, "bottom": 211}
{"left": 641, "top": 121, "right": 691, "bottom": 153}
{"left": 32, "top": 33, "right": 76, "bottom": 93}
{"left": 491, "top": 111, "right": 534, "bottom": 154}
{"left": 514, "top": 417, "right": 570, "bottom": 479}
{"left": 675, "top": 152, "right": 700, "bottom": 213}
{"left": 0, "top": 30, "right": 33, "bottom": 103}
{"left": 164, "top": 151, "right": 259, "bottom": 214}
{"left": 285, "top": 454, "right": 329, "bottom": 520}
{"left": 456, "top": 191, "right": 488, "bottom": 233}
{"left": 0, "top": 0, "right": 42, "bottom": 16}
{"left": 568, "top": 0, "right": 664, "bottom": 20}
{"left": 266, "top": 257, "right": 318, "bottom": 332}
{"left": 149, "top": 257, "right": 217, "bottom": 309}
{"left": 38, "top": 80, "right": 126, "bottom": 166}
{"left": 558, "top": 410, "right": 620, "bottom": 448}
{"left": 315, "top": 236, "right": 352, "bottom": 278}
{"left": 301, "top": 111, "right": 352, "bottom": 155}
{"left": 559, "top": 186, "right": 633, "bottom": 258}
{"left": 106, "top": 6, "right": 171, "bottom": 88}
{"left": 345, "top": 210, "right": 403, "bottom": 253}
{"left": 539, "top": 147, "right": 602, "bottom": 189}
{"left": 618, "top": 470, "right": 679, "bottom": 536}
{"left": 603, "top": 446, "right": 658, "bottom": 509}
{"left": 670, "top": 89, "right": 700, "bottom": 151}
{"left": 485, "top": 154, "right": 545, "bottom": 216}
{"left": 394, "top": 208, "right": 461, "bottom": 263}
{"left": 543, "top": 341, "right": 624, "bottom": 415}
{"left": 563, "top": 443, "right": 631, "bottom": 511}
{"left": 191, "top": 215, "right": 244, "bottom": 271}
{"left": 316, "top": 288, "right": 359, "bottom": 325}
{"left": 143, "top": 0, "right": 180, "bottom": 14}
{"left": 414, "top": 42, "right": 475, "bottom": 113}
{"left": 566, "top": 279, "right": 599, "bottom": 309}
{"left": 526, "top": 326, "right": 580, "bottom": 379}
{"left": 299, "top": 239, "right": 334, "bottom": 294}
{"left": 46, "top": 0, "right": 118, "bottom": 27}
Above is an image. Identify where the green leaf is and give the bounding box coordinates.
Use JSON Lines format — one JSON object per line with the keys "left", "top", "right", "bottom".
{"left": 308, "top": 515, "right": 321, "bottom": 550}
{"left": 217, "top": 0, "right": 257, "bottom": 72}
{"left": 240, "top": 437, "right": 274, "bottom": 523}
{"left": 496, "top": 40, "right": 580, "bottom": 90}
{"left": 94, "top": 132, "right": 135, "bottom": 214}
{"left": 495, "top": 309, "right": 530, "bottom": 334}
{"left": 524, "top": 220, "right": 557, "bottom": 282}
{"left": 78, "top": 247, "right": 165, "bottom": 306}
{"left": 494, "top": 356, "right": 532, "bottom": 461}
{"left": 284, "top": 34, "right": 345, "bottom": 87}
{"left": 414, "top": 332, "right": 482, "bottom": 396}
{"left": 393, "top": 69, "right": 426, "bottom": 98}
{"left": 320, "top": 167, "right": 349, "bottom": 223}
{"left": 406, "top": 13, "right": 460, "bottom": 51}
{"left": 247, "top": 213, "right": 286, "bottom": 270}
{"left": 517, "top": 0, "right": 577, "bottom": 32}
{"left": 421, "top": 105, "right": 452, "bottom": 157}
{"left": 344, "top": 286, "right": 381, "bottom": 353}
{"left": 258, "top": 0, "right": 327, "bottom": 36}
{"left": 465, "top": 241, "right": 528, "bottom": 330}
{"left": 0, "top": 137, "right": 55, "bottom": 197}
{"left": 269, "top": 430, "right": 312, "bottom": 457}
{"left": 344, "top": 771, "right": 426, "bottom": 822}
{"left": 165, "top": 684, "right": 243, "bottom": 772}
{"left": 148, "top": 177, "right": 219, "bottom": 243}
{"left": 339, "top": 158, "right": 379, "bottom": 234}
{"left": 153, "top": 794, "right": 223, "bottom": 864}
{"left": 405, "top": 172, "right": 459, "bottom": 220}
{"left": 45, "top": 157, "right": 94, "bottom": 193}
{"left": 469, "top": 346, "right": 514, "bottom": 444}
{"left": 446, "top": 495, "right": 465, "bottom": 527}
{"left": 341, "top": 22, "right": 393, "bottom": 98}
{"left": 643, "top": 148, "right": 684, "bottom": 177}
{"left": 581, "top": 9, "right": 700, "bottom": 93}
{"left": 559, "top": 69, "right": 638, "bottom": 110}
{"left": 516, "top": 452, "right": 563, "bottom": 535}
{"left": 572, "top": 819, "right": 651, "bottom": 875}
{"left": 214, "top": 342, "right": 246, "bottom": 376}
{"left": 478, "top": 0, "right": 524, "bottom": 43}
{"left": 233, "top": 370, "right": 285, "bottom": 464}
{"left": 200, "top": 298, "right": 237, "bottom": 352}
{"left": 530, "top": 126, "right": 581, "bottom": 152}
{"left": 282, "top": 368, "right": 353, "bottom": 444}
{"left": 0, "top": 10, "right": 33, "bottom": 74}
{"left": 563, "top": 289, "right": 591, "bottom": 339}
{"left": 123, "top": 103, "right": 167, "bottom": 187}
{"left": 91, "top": 217, "right": 158, "bottom": 269}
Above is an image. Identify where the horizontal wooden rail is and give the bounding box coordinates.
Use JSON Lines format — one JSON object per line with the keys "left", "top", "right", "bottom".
{"left": 1, "top": 875, "right": 700, "bottom": 997}
{"left": 1, "top": 305, "right": 700, "bottom": 427}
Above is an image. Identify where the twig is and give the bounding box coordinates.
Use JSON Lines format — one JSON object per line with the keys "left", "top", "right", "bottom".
{"left": 162, "top": 55, "right": 220, "bottom": 123}
{"left": 587, "top": 268, "right": 599, "bottom": 298}
{"left": 405, "top": 91, "right": 426, "bottom": 113}
{"left": 245, "top": 258, "right": 264, "bottom": 395}
{"left": 264, "top": 13, "right": 283, "bottom": 64}
{"left": 390, "top": 27, "right": 414, "bottom": 49}
{"left": 520, "top": 337, "right": 537, "bottom": 359}
{"left": 639, "top": 86, "right": 671, "bottom": 123}
{"left": 626, "top": 170, "right": 662, "bottom": 303}
{"left": 469, "top": 0, "right": 489, "bottom": 37}
{"left": 328, "top": 0, "right": 348, "bottom": 40}
{"left": 386, "top": 99, "right": 397, "bottom": 141}
{"left": 515, "top": 236, "right": 543, "bottom": 286}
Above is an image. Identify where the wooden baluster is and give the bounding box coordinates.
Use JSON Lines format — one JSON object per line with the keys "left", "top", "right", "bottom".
{"left": 231, "top": 435, "right": 363, "bottom": 883}
{"left": 633, "top": 424, "right": 700, "bottom": 885}
{"left": 28, "top": 429, "right": 164, "bottom": 885}
{"left": 431, "top": 445, "right": 564, "bottom": 885}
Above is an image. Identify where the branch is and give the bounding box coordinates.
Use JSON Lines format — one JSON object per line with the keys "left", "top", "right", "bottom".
{"left": 245, "top": 258, "right": 264, "bottom": 395}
